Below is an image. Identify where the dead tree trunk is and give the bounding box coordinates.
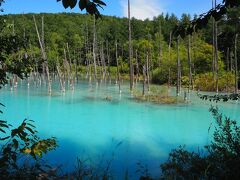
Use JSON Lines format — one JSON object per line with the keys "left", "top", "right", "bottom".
{"left": 93, "top": 15, "right": 97, "bottom": 80}
{"left": 33, "top": 15, "right": 51, "bottom": 94}
{"left": 116, "top": 42, "right": 121, "bottom": 94}
{"left": 227, "top": 47, "right": 230, "bottom": 72}
{"left": 142, "top": 65, "right": 146, "bottom": 96}
{"left": 63, "top": 48, "right": 70, "bottom": 84}
{"left": 215, "top": 21, "right": 219, "bottom": 94}
{"left": 168, "top": 31, "right": 172, "bottom": 88}
{"left": 135, "top": 49, "right": 139, "bottom": 82}
{"left": 106, "top": 40, "right": 111, "bottom": 81}
{"left": 230, "top": 49, "right": 234, "bottom": 72}
{"left": 176, "top": 36, "right": 181, "bottom": 96}
{"left": 188, "top": 35, "right": 193, "bottom": 92}
{"left": 101, "top": 43, "right": 107, "bottom": 81}
{"left": 66, "top": 43, "right": 74, "bottom": 90}
{"left": 56, "top": 62, "right": 65, "bottom": 93}
{"left": 212, "top": 0, "right": 216, "bottom": 80}
{"left": 158, "top": 23, "right": 162, "bottom": 68}
{"left": 213, "top": 0, "right": 219, "bottom": 94}
{"left": 146, "top": 51, "right": 150, "bottom": 92}
{"left": 128, "top": 0, "right": 134, "bottom": 91}
{"left": 234, "top": 33, "right": 239, "bottom": 94}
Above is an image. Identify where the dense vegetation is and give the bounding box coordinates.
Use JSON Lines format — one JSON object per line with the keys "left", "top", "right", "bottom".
{"left": 2, "top": 7, "right": 239, "bottom": 92}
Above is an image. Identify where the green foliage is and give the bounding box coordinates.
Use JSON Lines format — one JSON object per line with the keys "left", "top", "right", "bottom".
{"left": 161, "top": 106, "right": 240, "bottom": 179}
{"left": 161, "top": 146, "right": 207, "bottom": 179}
{"left": 173, "top": 0, "right": 240, "bottom": 38}
{"left": 199, "top": 93, "right": 240, "bottom": 102}
{"left": 133, "top": 85, "right": 184, "bottom": 104}
{"left": 194, "top": 72, "right": 235, "bottom": 92}
{"left": 0, "top": 104, "right": 57, "bottom": 178}
{"left": 0, "top": 18, "right": 32, "bottom": 88}
{"left": 152, "top": 68, "right": 169, "bottom": 85}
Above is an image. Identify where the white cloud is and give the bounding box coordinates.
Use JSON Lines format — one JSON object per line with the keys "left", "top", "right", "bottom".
{"left": 121, "top": 0, "right": 165, "bottom": 20}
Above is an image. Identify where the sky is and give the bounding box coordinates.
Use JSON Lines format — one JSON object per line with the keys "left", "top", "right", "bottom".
{"left": 1, "top": 0, "right": 221, "bottom": 20}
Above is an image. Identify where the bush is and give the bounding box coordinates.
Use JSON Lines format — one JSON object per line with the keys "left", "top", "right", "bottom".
{"left": 0, "top": 104, "right": 58, "bottom": 179}
{"left": 161, "top": 106, "right": 240, "bottom": 179}
{"left": 194, "top": 72, "right": 235, "bottom": 92}
{"left": 152, "top": 68, "right": 169, "bottom": 85}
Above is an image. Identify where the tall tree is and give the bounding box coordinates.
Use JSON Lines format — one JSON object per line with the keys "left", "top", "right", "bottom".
{"left": 128, "top": 0, "right": 134, "bottom": 91}
{"left": 33, "top": 15, "right": 52, "bottom": 94}
{"left": 234, "top": 33, "right": 238, "bottom": 93}
{"left": 176, "top": 36, "right": 181, "bottom": 96}
{"left": 115, "top": 41, "right": 121, "bottom": 94}
{"left": 93, "top": 15, "right": 97, "bottom": 80}
{"left": 188, "top": 35, "right": 193, "bottom": 92}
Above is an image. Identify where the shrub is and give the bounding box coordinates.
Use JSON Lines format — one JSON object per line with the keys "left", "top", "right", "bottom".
{"left": 0, "top": 104, "right": 58, "bottom": 179}
{"left": 194, "top": 72, "right": 235, "bottom": 92}
{"left": 161, "top": 106, "right": 240, "bottom": 179}
{"left": 152, "top": 68, "right": 169, "bottom": 85}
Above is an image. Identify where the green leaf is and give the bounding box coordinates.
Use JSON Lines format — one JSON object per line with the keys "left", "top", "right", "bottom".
{"left": 0, "top": 123, "right": 9, "bottom": 128}
{"left": 69, "top": 0, "right": 77, "bottom": 8}
{"left": 93, "top": 0, "right": 106, "bottom": 6}
{"left": 62, "top": 0, "right": 70, "bottom": 8}
{"left": 25, "top": 126, "right": 35, "bottom": 134}
{"left": 79, "top": 0, "right": 88, "bottom": 10}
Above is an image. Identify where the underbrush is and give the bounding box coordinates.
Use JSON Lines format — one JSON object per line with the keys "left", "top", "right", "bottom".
{"left": 194, "top": 72, "right": 235, "bottom": 92}
{"left": 133, "top": 85, "right": 185, "bottom": 104}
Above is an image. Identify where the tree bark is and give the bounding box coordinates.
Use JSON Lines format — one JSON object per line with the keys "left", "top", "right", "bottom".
{"left": 128, "top": 0, "right": 134, "bottom": 91}
{"left": 168, "top": 31, "right": 172, "bottom": 88}
{"left": 106, "top": 40, "right": 111, "bottom": 80}
{"left": 93, "top": 15, "right": 97, "bottom": 80}
{"left": 234, "top": 33, "right": 239, "bottom": 94}
{"left": 135, "top": 49, "right": 139, "bottom": 82}
{"left": 33, "top": 15, "right": 51, "bottom": 94}
{"left": 176, "top": 36, "right": 181, "bottom": 96}
{"left": 188, "top": 35, "right": 193, "bottom": 92}
{"left": 116, "top": 42, "right": 121, "bottom": 94}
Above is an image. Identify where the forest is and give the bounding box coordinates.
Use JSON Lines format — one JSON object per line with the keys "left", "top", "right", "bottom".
{"left": 2, "top": 6, "right": 240, "bottom": 94}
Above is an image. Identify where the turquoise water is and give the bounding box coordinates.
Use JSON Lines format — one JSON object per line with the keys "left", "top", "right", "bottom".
{"left": 0, "top": 79, "right": 239, "bottom": 179}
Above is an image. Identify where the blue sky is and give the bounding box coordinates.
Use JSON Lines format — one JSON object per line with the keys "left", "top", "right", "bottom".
{"left": 1, "top": 0, "right": 221, "bottom": 20}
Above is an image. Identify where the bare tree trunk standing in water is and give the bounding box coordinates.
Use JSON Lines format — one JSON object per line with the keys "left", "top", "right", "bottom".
{"left": 115, "top": 41, "right": 121, "bottom": 94}
{"left": 56, "top": 56, "right": 65, "bottom": 93}
{"left": 66, "top": 43, "right": 74, "bottom": 90}
{"left": 227, "top": 47, "right": 230, "bottom": 72}
{"left": 168, "top": 31, "right": 172, "bottom": 89}
{"left": 176, "top": 36, "right": 181, "bottom": 96}
{"left": 146, "top": 51, "right": 150, "bottom": 93}
{"left": 234, "top": 33, "right": 239, "bottom": 94}
{"left": 128, "top": 0, "right": 134, "bottom": 92}
{"left": 212, "top": 0, "right": 219, "bottom": 94}
{"left": 142, "top": 65, "right": 146, "bottom": 96}
{"left": 93, "top": 15, "right": 97, "bottom": 81}
{"left": 212, "top": 0, "right": 216, "bottom": 82}
{"left": 135, "top": 50, "right": 139, "bottom": 83}
{"left": 106, "top": 40, "right": 111, "bottom": 81}
{"left": 33, "top": 15, "right": 51, "bottom": 94}
{"left": 100, "top": 43, "right": 106, "bottom": 81}
{"left": 215, "top": 21, "right": 219, "bottom": 94}
{"left": 188, "top": 35, "right": 193, "bottom": 92}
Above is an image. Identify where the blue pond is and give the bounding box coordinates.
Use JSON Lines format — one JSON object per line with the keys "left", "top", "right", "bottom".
{"left": 0, "top": 79, "right": 239, "bottom": 179}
